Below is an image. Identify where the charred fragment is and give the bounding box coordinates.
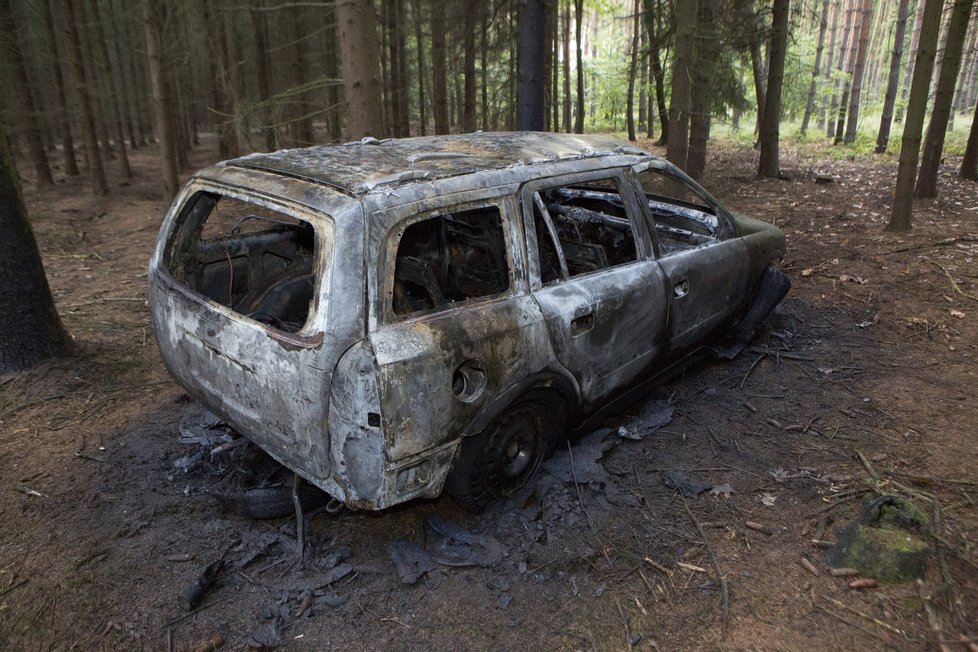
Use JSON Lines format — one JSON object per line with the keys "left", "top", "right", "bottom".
{"left": 148, "top": 132, "right": 788, "bottom": 513}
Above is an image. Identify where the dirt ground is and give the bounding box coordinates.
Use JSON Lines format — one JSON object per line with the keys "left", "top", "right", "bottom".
{"left": 2, "top": 135, "right": 977, "bottom": 651}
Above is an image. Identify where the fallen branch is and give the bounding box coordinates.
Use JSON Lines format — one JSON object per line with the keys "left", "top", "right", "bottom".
{"left": 813, "top": 602, "right": 895, "bottom": 645}
{"left": 931, "top": 261, "right": 978, "bottom": 302}
{"left": 854, "top": 450, "right": 879, "bottom": 482}
{"left": 680, "top": 495, "right": 729, "bottom": 636}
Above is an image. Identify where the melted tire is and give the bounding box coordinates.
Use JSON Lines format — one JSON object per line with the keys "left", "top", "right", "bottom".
{"left": 241, "top": 484, "right": 330, "bottom": 520}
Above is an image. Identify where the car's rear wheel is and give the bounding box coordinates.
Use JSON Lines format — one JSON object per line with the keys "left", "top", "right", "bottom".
{"left": 446, "top": 393, "right": 564, "bottom": 513}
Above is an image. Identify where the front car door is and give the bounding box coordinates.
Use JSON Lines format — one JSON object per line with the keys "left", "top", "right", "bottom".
{"left": 630, "top": 161, "right": 751, "bottom": 351}
{"left": 521, "top": 170, "right": 669, "bottom": 409}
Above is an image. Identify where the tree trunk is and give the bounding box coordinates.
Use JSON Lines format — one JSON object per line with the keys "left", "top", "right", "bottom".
{"left": 203, "top": 0, "right": 236, "bottom": 158}
{"left": 0, "top": 0, "right": 53, "bottom": 186}
{"left": 887, "top": 0, "right": 944, "bottom": 232}
{"left": 951, "top": 4, "right": 978, "bottom": 116}
{"left": 897, "top": 0, "right": 927, "bottom": 123}
{"left": 107, "top": 0, "right": 140, "bottom": 152}
{"left": 626, "top": 0, "right": 641, "bottom": 141}
{"left": 817, "top": 0, "right": 840, "bottom": 132}
{"left": 323, "top": 5, "right": 343, "bottom": 142}
{"left": 290, "top": 6, "right": 315, "bottom": 145}
{"left": 62, "top": 0, "right": 108, "bottom": 195}
{"left": 758, "top": 0, "right": 790, "bottom": 178}
{"left": 736, "top": 0, "right": 766, "bottom": 139}
{"left": 43, "top": 0, "right": 79, "bottom": 175}
{"left": 843, "top": 0, "right": 874, "bottom": 144}
{"left": 638, "top": 38, "right": 647, "bottom": 135}
{"left": 481, "top": 1, "right": 490, "bottom": 130}
{"left": 574, "top": 0, "right": 585, "bottom": 133}
{"left": 0, "top": 124, "right": 70, "bottom": 373}
{"left": 88, "top": 0, "right": 131, "bottom": 178}
{"left": 667, "top": 0, "right": 697, "bottom": 171}
{"left": 643, "top": 0, "right": 668, "bottom": 143}
{"left": 413, "top": 0, "right": 427, "bottom": 136}
{"left": 876, "top": 0, "right": 911, "bottom": 153}
{"left": 251, "top": 1, "right": 276, "bottom": 150}
{"left": 143, "top": 0, "right": 178, "bottom": 200}
{"left": 828, "top": 0, "right": 855, "bottom": 138}
{"left": 916, "top": 0, "right": 975, "bottom": 198}
{"left": 517, "top": 0, "right": 547, "bottom": 130}
{"left": 801, "top": 0, "right": 831, "bottom": 135}
{"left": 687, "top": 0, "right": 717, "bottom": 180}
{"left": 463, "top": 1, "right": 478, "bottom": 132}
{"left": 562, "top": 2, "right": 572, "bottom": 132}
{"left": 336, "top": 0, "right": 385, "bottom": 139}
{"left": 961, "top": 94, "right": 978, "bottom": 179}
{"left": 834, "top": 0, "right": 859, "bottom": 144}
{"left": 431, "top": 0, "right": 449, "bottom": 134}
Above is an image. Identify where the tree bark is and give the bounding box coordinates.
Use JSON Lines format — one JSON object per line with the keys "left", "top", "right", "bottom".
{"left": 962, "top": 94, "right": 978, "bottom": 179}
{"left": 643, "top": 0, "right": 668, "bottom": 143}
{"left": 875, "top": 0, "right": 911, "bottom": 153}
{"left": 916, "top": 0, "right": 975, "bottom": 198}
{"left": 801, "top": 0, "right": 831, "bottom": 135}
{"left": 463, "top": 1, "right": 478, "bottom": 132}
{"left": 834, "top": 0, "right": 860, "bottom": 144}
{"left": 667, "top": 0, "right": 697, "bottom": 171}
{"left": 0, "top": 124, "right": 69, "bottom": 373}
{"left": 413, "top": 0, "right": 427, "bottom": 135}
{"left": 251, "top": 1, "right": 276, "bottom": 150}
{"left": 687, "top": 0, "right": 717, "bottom": 180}
{"left": 758, "top": 0, "right": 790, "bottom": 178}
{"left": 62, "top": 0, "right": 108, "bottom": 195}
{"left": 562, "top": 2, "right": 572, "bottom": 132}
{"left": 887, "top": 0, "right": 944, "bottom": 232}
{"left": 336, "top": 0, "right": 385, "bottom": 139}
{"left": 736, "top": 0, "right": 766, "bottom": 139}
{"left": 843, "top": 0, "right": 874, "bottom": 144}
{"left": 323, "top": 5, "right": 343, "bottom": 142}
{"left": 517, "top": 0, "right": 547, "bottom": 130}
{"left": 431, "top": 0, "right": 449, "bottom": 134}
{"left": 828, "top": 0, "right": 855, "bottom": 138}
{"left": 0, "top": 0, "right": 53, "bottom": 186}
{"left": 43, "top": 0, "right": 79, "bottom": 175}
{"left": 88, "top": 0, "right": 131, "bottom": 177}
{"left": 897, "top": 0, "right": 927, "bottom": 123}
{"left": 626, "top": 0, "right": 641, "bottom": 141}
{"left": 143, "top": 0, "right": 178, "bottom": 200}
{"left": 574, "top": 0, "right": 584, "bottom": 133}
{"left": 107, "top": 0, "right": 140, "bottom": 152}
{"left": 203, "top": 0, "right": 236, "bottom": 158}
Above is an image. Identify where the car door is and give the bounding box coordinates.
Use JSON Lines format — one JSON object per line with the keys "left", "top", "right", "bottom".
{"left": 521, "top": 171, "right": 669, "bottom": 408}
{"left": 631, "top": 161, "right": 751, "bottom": 352}
{"left": 367, "top": 194, "right": 556, "bottom": 463}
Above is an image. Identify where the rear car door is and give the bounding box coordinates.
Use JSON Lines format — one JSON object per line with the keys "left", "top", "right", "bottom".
{"left": 521, "top": 171, "right": 669, "bottom": 407}
{"left": 631, "top": 161, "right": 751, "bottom": 351}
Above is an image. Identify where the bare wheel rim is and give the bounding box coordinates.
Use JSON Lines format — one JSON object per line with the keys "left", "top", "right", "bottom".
{"left": 483, "top": 405, "right": 545, "bottom": 495}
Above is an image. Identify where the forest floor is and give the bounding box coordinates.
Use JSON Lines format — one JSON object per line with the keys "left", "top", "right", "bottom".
{"left": 1, "top": 135, "right": 977, "bottom": 651}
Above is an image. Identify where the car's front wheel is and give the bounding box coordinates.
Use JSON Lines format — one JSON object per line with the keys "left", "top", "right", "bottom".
{"left": 446, "top": 393, "right": 564, "bottom": 513}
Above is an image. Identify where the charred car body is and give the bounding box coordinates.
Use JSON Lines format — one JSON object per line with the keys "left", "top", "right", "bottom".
{"left": 148, "top": 133, "right": 788, "bottom": 511}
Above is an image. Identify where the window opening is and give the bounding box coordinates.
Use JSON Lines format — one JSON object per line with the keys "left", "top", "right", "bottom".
{"left": 164, "top": 192, "right": 320, "bottom": 333}
{"left": 635, "top": 168, "right": 722, "bottom": 255}
{"left": 392, "top": 206, "right": 509, "bottom": 316}
{"left": 534, "top": 178, "right": 638, "bottom": 278}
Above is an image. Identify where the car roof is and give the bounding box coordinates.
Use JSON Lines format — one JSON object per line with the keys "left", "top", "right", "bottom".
{"left": 223, "top": 132, "right": 651, "bottom": 197}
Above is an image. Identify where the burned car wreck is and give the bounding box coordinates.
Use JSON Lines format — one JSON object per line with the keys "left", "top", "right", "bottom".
{"left": 148, "top": 132, "right": 788, "bottom": 512}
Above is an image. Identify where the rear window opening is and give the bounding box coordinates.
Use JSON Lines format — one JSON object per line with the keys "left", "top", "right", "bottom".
{"left": 164, "top": 191, "right": 321, "bottom": 334}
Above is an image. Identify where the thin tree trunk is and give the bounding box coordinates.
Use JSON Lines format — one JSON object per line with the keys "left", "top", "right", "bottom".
{"left": 916, "top": 0, "right": 975, "bottom": 198}
{"left": 336, "top": 0, "right": 385, "bottom": 139}
{"left": 897, "top": 0, "right": 926, "bottom": 123}
{"left": 251, "top": 1, "right": 276, "bottom": 150}
{"left": 843, "top": 0, "right": 874, "bottom": 144}
{"left": 687, "top": 0, "right": 716, "bottom": 180}
{"left": 638, "top": 40, "right": 647, "bottom": 135}
{"left": 88, "top": 0, "right": 131, "bottom": 177}
{"left": 203, "top": 0, "right": 236, "bottom": 157}
{"left": 888, "top": 0, "right": 943, "bottom": 231}
{"left": 395, "top": 0, "right": 410, "bottom": 136}
{"left": 463, "top": 1, "right": 477, "bottom": 132}
{"left": 644, "top": 0, "right": 668, "bottom": 143}
{"left": 574, "top": 0, "right": 584, "bottom": 133}
{"left": 962, "top": 94, "right": 978, "bottom": 179}
{"left": 413, "top": 0, "right": 428, "bottom": 136}
{"left": 144, "top": 0, "right": 178, "bottom": 199}
{"left": 63, "top": 0, "right": 108, "bottom": 195}
{"left": 0, "top": 0, "right": 53, "bottom": 186}
{"left": 43, "top": 0, "right": 79, "bottom": 174}
{"left": 817, "top": 0, "right": 840, "bottom": 132}
{"left": 0, "top": 125, "right": 69, "bottom": 373}
{"left": 626, "top": 0, "right": 641, "bottom": 141}
{"left": 107, "top": 0, "right": 140, "bottom": 152}
{"left": 876, "top": 0, "right": 910, "bottom": 153}
{"left": 952, "top": 4, "right": 978, "bottom": 115}
{"left": 323, "top": 5, "right": 342, "bottom": 142}
{"left": 667, "top": 0, "right": 697, "bottom": 171}
{"left": 801, "top": 0, "right": 830, "bottom": 135}
{"left": 829, "top": 0, "right": 856, "bottom": 138}
{"left": 759, "top": 0, "right": 790, "bottom": 178}
{"left": 431, "top": 0, "right": 449, "bottom": 134}
{"left": 481, "top": 0, "right": 489, "bottom": 130}
{"left": 834, "top": 0, "right": 860, "bottom": 144}
{"left": 736, "top": 0, "right": 766, "bottom": 139}
{"left": 562, "top": 2, "right": 572, "bottom": 132}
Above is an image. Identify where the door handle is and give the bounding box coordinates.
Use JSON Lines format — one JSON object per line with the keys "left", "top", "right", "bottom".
{"left": 673, "top": 279, "right": 689, "bottom": 298}
{"left": 570, "top": 311, "right": 594, "bottom": 336}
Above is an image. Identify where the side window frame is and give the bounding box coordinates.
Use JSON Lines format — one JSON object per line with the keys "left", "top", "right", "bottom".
{"left": 383, "top": 200, "right": 515, "bottom": 322}
{"left": 630, "top": 161, "right": 739, "bottom": 259}
{"left": 520, "top": 169, "right": 652, "bottom": 289}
